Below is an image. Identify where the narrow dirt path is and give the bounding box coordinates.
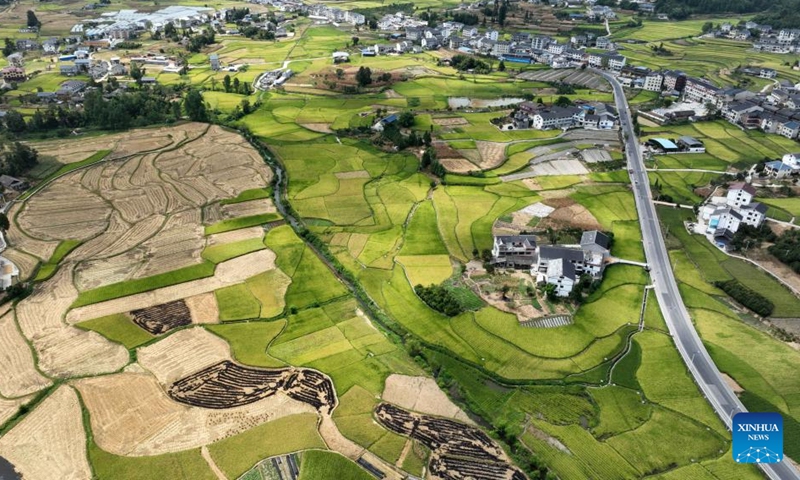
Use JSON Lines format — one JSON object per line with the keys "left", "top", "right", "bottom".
{"left": 201, "top": 446, "right": 228, "bottom": 480}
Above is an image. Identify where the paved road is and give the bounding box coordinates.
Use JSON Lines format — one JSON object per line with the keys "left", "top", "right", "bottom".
{"left": 596, "top": 69, "right": 800, "bottom": 480}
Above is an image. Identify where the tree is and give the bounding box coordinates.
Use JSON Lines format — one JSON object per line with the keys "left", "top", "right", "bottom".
{"left": 498, "top": 1, "right": 508, "bottom": 26}
{"left": 335, "top": 68, "right": 344, "bottom": 79}
{"left": 351, "top": 36, "right": 359, "bottom": 46}
{"left": 399, "top": 111, "right": 415, "bottom": 128}
{"left": 183, "top": 89, "right": 208, "bottom": 122}
{"left": 2, "top": 38, "right": 16, "bottom": 57}
{"left": 223, "top": 74, "right": 232, "bottom": 93}
{"left": 702, "top": 21, "right": 714, "bottom": 33}
{"left": 240, "top": 99, "right": 251, "bottom": 115}
{"left": 4, "top": 111, "right": 26, "bottom": 133}
{"left": 210, "top": 77, "right": 218, "bottom": 91}
{"left": 554, "top": 96, "right": 573, "bottom": 107}
{"left": 130, "top": 63, "right": 144, "bottom": 86}
{"left": 0, "top": 213, "right": 9, "bottom": 233}
{"left": 498, "top": 60, "right": 506, "bottom": 72}
{"left": 26, "top": 10, "right": 40, "bottom": 28}
{"left": 355, "top": 66, "right": 372, "bottom": 87}
{"left": 233, "top": 77, "right": 240, "bottom": 93}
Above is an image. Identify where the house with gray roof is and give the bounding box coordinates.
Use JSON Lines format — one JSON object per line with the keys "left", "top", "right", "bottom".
{"left": 491, "top": 235, "right": 538, "bottom": 268}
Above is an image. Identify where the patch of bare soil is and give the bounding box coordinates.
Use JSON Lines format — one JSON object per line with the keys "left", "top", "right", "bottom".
{"left": 746, "top": 248, "right": 800, "bottom": 294}
{"left": 382, "top": 375, "right": 473, "bottom": 424}
{"left": 722, "top": 373, "right": 744, "bottom": 394}
{"left": 440, "top": 158, "right": 478, "bottom": 174}
{"left": 540, "top": 199, "right": 602, "bottom": 231}
{"left": 185, "top": 293, "right": 219, "bottom": 324}
{"left": 525, "top": 424, "right": 571, "bottom": 454}
{"left": 522, "top": 178, "right": 541, "bottom": 191}
{"left": 335, "top": 170, "right": 371, "bottom": 179}
{"left": 300, "top": 123, "right": 333, "bottom": 133}
{"left": 433, "top": 117, "right": 469, "bottom": 126}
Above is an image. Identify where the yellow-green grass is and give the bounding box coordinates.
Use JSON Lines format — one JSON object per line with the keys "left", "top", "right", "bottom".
{"left": 694, "top": 307, "right": 800, "bottom": 458}
{"left": 401, "top": 441, "right": 429, "bottom": 478}
{"left": 204, "top": 213, "right": 281, "bottom": 234}
{"left": 216, "top": 283, "right": 262, "bottom": 321}
{"left": 89, "top": 442, "right": 215, "bottom": 480}
{"left": 72, "top": 261, "right": 216, "bottom": 308}
{"left": 297, "top": 451, "right": 374, "bottom": 480}
{"left": 589, "top": 387, "right": 651, "bottom": 438}
{"left": 605, "top": 408, "right": 726, "bottom": 475}
{"left": 265, "top": 225, "right": 348, "bottom": 309}
{"left": 610, "top": 220, "right": 645, "bottom": 262}
{"left": 202, "top": 91, "right": 248, "bottom": 111}
{"left": 649, "top": 171, "right": 719, "bottom": 205}
{"left": 220, "top": 187, "right": 272, "bottom": 205}
{"left": 269, "top": 299, "right": 421, "bottom": 396}
{"left": 201, "top": 237, "right": 266, "bottom": 264}
{"left": 614, "top": 17, "right": 748, "bottom": 42}
{"left": 396, "top": 254, "right": 453, "bottom": 287}
{"left": 370, "top": 265, "right": 633, "bottom": 380}
{"left": 521, "top": 421, "right": 639, "bottom": 479}
{"left": 399, "top": 201, "right": 448, "bottom": 256}
{"left": 77, "top": 313, "right": 154, "bottom": 349}
{"left": 634, "top": 330, "right": 725, "bottom": 435}
{"left": 33, "top": 239, "right": 81, "bottom": 281}
{"left": 333, "top": 386, "right": 406, "bottom": 463}
{"left": 657, "top": 206, "right": 800, "bottom": 317}
{"left": 207, "top": 321, "right": 286, "bottom": 367}
{"left": 208, "top": 413, "right": 325, "bottom": 479}
{"left": 720, "top": 260, "right": 800, "bottom": 318}
{"left": 572, "top": 185, "right": 638, "bottom": 230}
{"left": 761, "top": 197, "right": 800, "bottom": 218}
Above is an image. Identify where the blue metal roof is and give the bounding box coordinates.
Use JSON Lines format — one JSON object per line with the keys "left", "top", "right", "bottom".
{"left": 649, "top": 138, "right": 678, "bottom": 149}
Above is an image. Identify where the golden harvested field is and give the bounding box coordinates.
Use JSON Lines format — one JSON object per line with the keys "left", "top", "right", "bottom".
{"left": 18, "top": 124, "right": 273, "bottom": 291}
{"left": 475, "top": 141, "right": 507, "bottom": 170}
{"left": 440, "top": 158, "right": 478, "bottom": 174}
{"left": 75, "top": 372, "right": 315, "bottom": 456}
{"left": 220, "top": 198, "right": 277, "bottom": 219}
{"left": 382, "top": 375, "right": 473, "bottom": 424}
{"left": 0, "top": 312, "right": 51, "bottom": 397}
{"left": 137, "top": 327, "right": 231, "bottom": 385}
{"left": 1, "top": 248, "right": 39, "bottom": 280}
{"left": 28, "top": 123, "right": 201, "bottom": 164}
{"left": 185, "top": 293, "right": 220, "bottom": 324}
{"left": 66, "top": 249, "right": 278, "bottom": 323}
{"left": 207, "top": 226, "right": 264, "bottom": 246}
{"left": 0, "top": 396, "right": 29, "bottom": 426}
{"left": 0, "top": 386, "right": 91, "bottom": 480}
{"left": 16, "top": 266, "right": 129, "bottom": 377}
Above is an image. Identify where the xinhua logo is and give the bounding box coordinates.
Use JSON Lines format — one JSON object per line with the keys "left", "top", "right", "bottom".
{"left": 733, "top": 412, "right": 783, "bottom": 464}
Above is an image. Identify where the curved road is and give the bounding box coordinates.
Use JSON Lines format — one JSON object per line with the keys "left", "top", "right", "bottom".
{"left": 595, "top": 69, "right": 800, "bottom": 480}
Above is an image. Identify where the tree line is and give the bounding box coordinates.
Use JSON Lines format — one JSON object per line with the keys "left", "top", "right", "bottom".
{"left": 656, "top": 0, "right": 772, "bottom": 20}
{"left": 714, "top": 279, "right": 774, "bottom": 317}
